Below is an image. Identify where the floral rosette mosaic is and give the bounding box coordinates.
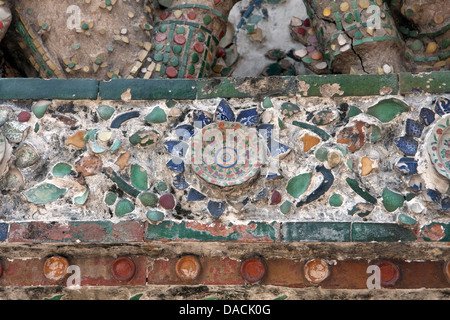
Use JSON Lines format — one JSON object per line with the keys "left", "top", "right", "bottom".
{"left": 427, "top": 99, "right": 450, "bottom": 180}
{"left": 191, "top": 121, "right": 262, "bottom": 187}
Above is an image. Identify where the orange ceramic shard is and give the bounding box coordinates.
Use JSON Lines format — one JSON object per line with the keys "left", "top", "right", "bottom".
{"left": 301, "top": 133, "right": 320, "bottom": 152}
{"left": 66, "top": 130, "right": 86, "bottom": 149}
{"left": 75, "top": 155, "right": 103, "bottom": 177}
{"left": 337, "top": 121, "right": 367, "bottom": 153}
{"left": 115, "top": 151, "right": 131, "bottom": 171}
{"left": 361, "top": 157, "right": 374, "bottom": 176}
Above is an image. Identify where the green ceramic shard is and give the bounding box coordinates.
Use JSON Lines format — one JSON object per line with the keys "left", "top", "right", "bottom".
{"left": 280, "top": 102, "right": 300, "bottom": 118}
{"left": 23, "top": 183, "right": 67, "bottom": 204}
{"left": 145, "top": 106, "right": 167, "bottom": 124}
{"left": 156, "top": 181, "right": 168, "bottom": 191}
{"left": 347, "top": 202, "right": 374, "bottom": 217}
{"left": 129, "top": 294, "right": 143, "bottom": 301}
{"left": 91, "top": 141, "right": 107, "bottom": 154}
{"left": 345, "top": 178, "right": 377, "bottom": 204}
{"left": 397, "top": 213, "right": 417, "bottom": 225}
{"left": 115, "top": 198, "right": 135, "bottom": 217}
{"left": 315, "top": 147, "right": 329, "bottom": 162}
{"left": 3, "top": 122, "right": 30, "bottom": 143}
{"left": 347, "top": 105, "right": 362, "bottom": 118}
{"left": 370, "top": 125, "right": 382, "bottom": 143}
{"left": 0, "top": 106, "right": 9, "bottom": 126}
{"left": 97, "top": 105, "right": 115, "bottom": 120}
{"left": 146, "top": 210, "right": 165, "bottom": 223}
{"left": 109, "top": 139, "right": 121, "bottom": 151}
{"left": 292, "top": 121, "right": 331, "bottom": 141}
{"left": 367, "top": 98, "right": 409, "bottom": 123}
{"left": 103, "top": 167, "right": 140, "bottom": 198}
{"left": 105, "top": 192, "right": 118, "bottom": 206}
{"left": 131, "top": 164, "right": 148, "bottom": 191}
{"left": 74, "top": 187, "right": 89, "bottom": 205}
{"left": 382, "top": 188, "right": 404, "bottom": 212}
{"left": 129, "top": 130, "right": 159, "bottom": 147}
{"left": 52, "top": 163, "right": 72, "bottom": 177}
{"left": 280, "top": 200, "right": 292, "bottom": 214}
{"left": 31, "top": 100, "right": 51, "bottom": 119}
{"left": 14, "top": 144, "right": 39, "bottom": 168}
{"left": 139, "top": 192, "right": 158, "bottom": 207}
{"left": 329, "top": 194, "right": 343, "bottom": 207}
{"left": 263, "top": 97, "right": 273, "bottom": 109}
{"left": 286, "top": 173, "right": 311, "bottom": 198}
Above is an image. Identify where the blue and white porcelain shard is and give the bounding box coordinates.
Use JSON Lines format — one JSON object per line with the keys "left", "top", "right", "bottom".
{"left": 257, "top": 124, "right": 274, "bottom": 140}
{"left": 425, "top": 189, "right": 441, "bottom": 203}
{"left": 434, "top": 97, "right": 450, "bottom": 116}
{"left": 395, "top": 157, "right": 418, "bottom": 175}
{"left": 175, "top": 124, "right": 195, "bottom": 141}
{"left": 172, "top": 174, "right": 190, "bottom": 190}
{"left": 187, "top": 188, "right": 206, "bottom": 201}
{"left": 215, "top": 99, "right": 235, "bottom": 122}
{"left": 166, "top": 158, "right": 185, "bottom": 173}
{"left": 207, "top": 200, "right": 227, "bottom": 218}
{"left": 265, "top": 171, "right": 282, "bottom": 179}
{"left": 394, "top": 136, "right": 418, "bottom": 156}
{"left": 267, "top": 140, "right": 291, "bottom": 158}
{"left": 236, "top": 108, "right": 259, "bottom": 127}
{"left": 163, "top": 141, "right": 188, "bottom": 157}
{"left": 419, "top": 107, "right": 435, "bottom": 126}
{"left": 408, "top": 175, "right": 424, "bottom": 191}
{"left": 405, "top": 119, "right": 424, "bottom": 138}
{"left": 441, "top": 197, "right": 450, "bottom": 212}
{"left": 193, "top": 110, "right": 212, "bottom": 128}
{"left": 254, "top": 188, "right": 267, "bottom": 199}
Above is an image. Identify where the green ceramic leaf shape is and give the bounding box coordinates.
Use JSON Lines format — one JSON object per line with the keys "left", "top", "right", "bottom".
{"left": 131, "top": 164, "right": 148, "bottom": 191}
{"left": 23, "top": 183, "right": 67, "bottom": 204}
{"left": 367, "top": 98, "right": 409, "bottom": 123}
{"left": 286, "top": 173, "right": 311, "bottom": 198}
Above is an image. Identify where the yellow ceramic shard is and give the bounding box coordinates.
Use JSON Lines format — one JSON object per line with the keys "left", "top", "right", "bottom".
{"left": 340, "top": 2, "right": 349, "bottom": 12}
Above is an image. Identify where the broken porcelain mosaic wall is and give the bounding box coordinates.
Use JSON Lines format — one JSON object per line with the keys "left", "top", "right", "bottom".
{"left": 0, "top": 92, "right": 449, "bottom": 235}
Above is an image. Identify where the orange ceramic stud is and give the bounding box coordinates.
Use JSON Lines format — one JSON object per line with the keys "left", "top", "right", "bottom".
{"left": 43, "top": 256, "right": 69, "bottom": 281}
{"left": 378, "top": 261, "right": 400, "bottom": 287}
{"left": 240, "top": 257, "right": 266, "bottom": 284}
{"left": 111, "top": 257, "right": 136, "bottom": 282}
{"left": 175, "top": 255, "right": 202, "bottom": 282}
{"left": 304, "top": 259, "right": 330, "bottom": 284}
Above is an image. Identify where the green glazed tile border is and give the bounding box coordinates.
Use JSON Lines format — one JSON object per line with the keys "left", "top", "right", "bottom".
{"left": 281, "top": 222, "right": 352, "bottom": 242}
{"left": 0, "top": 72, "right": 449, "bottom": 100}
{"left": 296, "top": 74, "right": 399, "bottom": 97}
{"left": 99, "top": 78, "right": 197, "bottom": 100}
{"left": 144, "top": 220, "right": 279, "bottom": 242}
{"left": 351, "top": 222, "right": 417, "bottom": 242}
{"left": 2, "top": 220, "right": 449, "bottom": 242}
{"left": 399, "top": 71, "right": 450, "bottom": 94}
{"left": 0, "top": 78, "right": 99, "bottom": 100}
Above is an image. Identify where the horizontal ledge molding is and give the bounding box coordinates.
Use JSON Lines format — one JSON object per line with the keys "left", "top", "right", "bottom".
{"left": 0, "top": 72, "right": 448, "bottom": 100}
{"left": 2, "top": 220, "right": 448, "bottom": 243}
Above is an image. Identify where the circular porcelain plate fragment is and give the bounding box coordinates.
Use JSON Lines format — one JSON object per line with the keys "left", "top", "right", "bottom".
{"left": 192, "top": 122, "right": 261, "bottom": 187}
{"left": 0, "top": 132, "right": 5, "bottom": 164}
{"left": 428, "top": 116, "right": 450, "bottom": 180}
